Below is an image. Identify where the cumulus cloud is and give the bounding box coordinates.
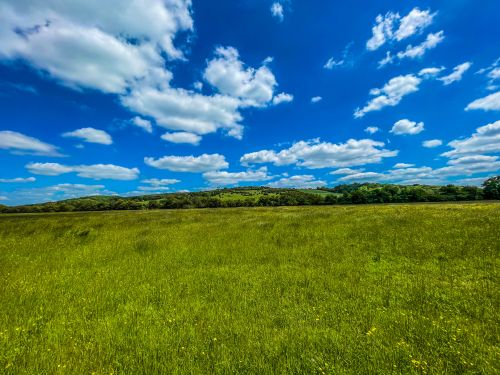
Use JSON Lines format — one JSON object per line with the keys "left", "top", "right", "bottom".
{"left": 465, "top": 91, "right": 500, "bottom": 111}
{"left": 204, "top": 46, "right": 279, "bottom": 107}
{"left": 438, "top": 62, "right": 472, "bottom": 85}
{"left": 396, "top": 31, "right": 444, "bottom": 60}
{"left": 366, "top": 8, "right": 435, "bottom": 51}
{"left": 144, "top": 154, "right": 228, "bottom": 172}
{"left": 395, "top": 8, "right": 436, "bottom": 41}
{"left": 268, "top": 175, "right": 326, "bottom": 188}
{"left": 379, "top": 32, "right": 444, "bottom": 67}
{"left": 476, "top": 58, "right": 500, "bottom": 90}
{"left": 272, "top": 93, "right": 294, "bottom": 105}
{"left": 203, "top": 167, "right": 273, "bottom": 185}
{"left": 0, "top": 130, "right": 62, "bottom": 156}
{"left": 364, "top": 126, "right": 380, "bottom": 134}
{"left": 330, "top": 168, "right": 364, "bottom": 175}
{"left": 161, "top": 132, "right": 202, "bottom": 145}
{"left": 2, "top": 183, "right": 115, "bottom": 205}
{"left": 131, "top": 117, "right": 153, "bottom": 133}
{"left": 390, "top": 119, "right": 424, "bottom": 135}
{"left": 366, "top": 12, "right": 400, "bottom": 51}
{"left": 422, "top": 139, "right": 443, "bottom": 148}
{"left": 394, "top": 163, "right": 415, "bottom": 169}
{"left": 0, "top": 177, "right": 36, "bottom": 183}
{"left": 142, "top": 178, "right": 180, "bottom": 186}
{"left": 122, "top": 83, "right": 244, "bottom": 139}
{"left": 418, "top": 66, "right": 445, "bottom": 78}
{"left": 137, "top": 178, "right": 180, "bottom": 192}
{"left": 124, "top": 46, "right": 289, "bottom": 140}
{"left": 270, "top": 2, "right": 284, "bottom": 22}
{"left": 0, "top": 4, "right": 289, "bottom": 142}
{"left": 354, "top": 74, "right": 421, "bottom": 118}
{"left": 26, "top": 162, "right": 139, "bottom": 180}
{"left": 62, "top": 127, "right": 112, "bottom": 145}
{"left": 311, "top": 96, "right": 322, "bottom": 103}
{"left": 442, "top": 120, "right": 500, "bottom": 158}
{"left": 241, "top": 138, "right": 398, "bottom": 169}
{"left": 0, "top": 1, "right": 192, "bottom": 93}
{"left": 333, "top": 150, "right": 500, "bottom": 185}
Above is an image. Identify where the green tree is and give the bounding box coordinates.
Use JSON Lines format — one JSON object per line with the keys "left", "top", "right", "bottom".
{"left": 482, "top": 176, "right": 500, "bottom": 199}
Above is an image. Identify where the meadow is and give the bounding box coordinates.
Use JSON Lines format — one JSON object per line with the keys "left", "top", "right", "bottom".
{"left": 0, "top": 203, "right": 499, "bottom": 374}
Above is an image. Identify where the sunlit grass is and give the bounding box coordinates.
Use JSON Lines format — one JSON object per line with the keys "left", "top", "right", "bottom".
{"left": 0, "top": 203, "right": 499, "bottom": 373}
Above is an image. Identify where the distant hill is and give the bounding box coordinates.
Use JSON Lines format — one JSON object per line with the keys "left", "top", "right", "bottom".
{"left": 2, "top": 178, "right": 499, "bottom": 214}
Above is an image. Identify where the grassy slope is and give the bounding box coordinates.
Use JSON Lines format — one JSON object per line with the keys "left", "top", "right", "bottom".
{"left": 0, "top": 203, "right": 499, "bottom": 374}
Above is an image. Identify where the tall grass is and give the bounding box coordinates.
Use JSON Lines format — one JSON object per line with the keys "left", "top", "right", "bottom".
{"left": 0, "top": 203, "right": 499, "bottom": 374}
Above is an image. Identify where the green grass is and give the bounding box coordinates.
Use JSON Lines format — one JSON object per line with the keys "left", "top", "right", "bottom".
{"left": 0, "top": 203, "right": 499, "bottom": 374}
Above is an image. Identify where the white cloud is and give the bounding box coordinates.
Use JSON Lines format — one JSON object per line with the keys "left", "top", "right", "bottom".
{"left": 442, "top": 120, "right": 500, "bottom": 158}
{"left": 161, "top": 132, "right": 201, "bottom": 145}
{"left": 337, "top": 172, "right": 385, "bottom": 182}
{"left": 378, "top": 52, "right": 394, "bottom": 68}
{"left": 0, "top": 5, "right": 289, "bottom": 143}
{"left": 364, "top": 126, "right": 380, "bottom": 134}
{"left": 324, "top": 57, "right": 344, "bottom": 70}
{"left": 330, "top": 168, "right": 364, "bottom": 175}
{"left": 366, "top": 12, "right": 400, "bottom": 51}
{"left": 124, "top": 46, "right": 289, "bottom": 140}
{"left": 324, "top": 43, "right": 354, "bottom": 69}
{"left": 396, "top": 31, "right": 444, "bottom": 60}
{"left": 394, "top": 8, "right": 436, "bottom": 41}
{"left": 132, "top": 117, "right": 153, "bottom": 133}
{"left": 0, "top": 196, "right": 7, "bottom": 201}
{"left": 465, "top": 91, "right": 500, "bottom": 111}
{"left": 390, "top": 119, "right": 424, "bottom": 135}
{"left": 26, "top": 162, "right": 139, "bottom": 180}
{"left": 422, "top": 139, "right": 443, "bottom": 148}
{"left": 122, "top": 83, "right": 244, "bottom": 139}
{"left": 241, "top": 138, "right": 398, "bottom": 169}
{"left": 0, "top": 177, "right": 36, "bottom": 183}
{"left": 268, "top": 175, "right": 326, "bottom": 188}
{"left": 204, "top": 46, "right": 278, "bottom": 108}
{"left": 270, "top": 2, "right": 284, "bottom": 22}
{"left": 418, "top": 66, "right": 445, "bottom": 78}
{"left": 0, "top": 130, "right": 62, "bottom": 156}
{"left": 25, "top": 163, "right": 73, "bottom": 176}
{"left": 62, "top": 127, "right": 112, "bottom": 145}
{"left": 142, "top": 178, "right": 180, "bottom": 186}
{"left": 366, "top": 8, "right": 435, "bottom": 51}
{"left": 144, "top": 154, "right": 228, "bottom": 172}
{"left": 354, "top": 74, "right": 421, "bottom": 118}
{"left": 439, "top": 62, "right": 472, "bottom": 85}
{"left": 193, "top": 81, "right": 203, "bottom": 91}
{"left": 0, "top": 1, "right": 192, "bottom": 93}
{"left": 272, "top": 93, "right": 294, "bottom": 105}
{"left": 203, "top": 167, "right": 272, "bottom": 185}
{"left": 311, "top": 96, "right": 322, "bottom": 103}
{"left": 137, "top": 178, "right": 180, "bottom": 191}
{"left": 476, "top": 58, "right": 500, "bottom": 90}
{"left": 4, "top": 183, "right": 115, "bottom": 205}
{"left": 333, "top": 152, "right": 500, "bottom": 185}
{"left": 380, "top": 33, "right": 444, "bottom": 67}
{"left": 394, "top": 163, "right": 415, "bottom": 169}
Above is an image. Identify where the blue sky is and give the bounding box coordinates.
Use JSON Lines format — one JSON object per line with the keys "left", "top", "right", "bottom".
{"left": 0, "top": 0, "right": 499, "bottom": 205}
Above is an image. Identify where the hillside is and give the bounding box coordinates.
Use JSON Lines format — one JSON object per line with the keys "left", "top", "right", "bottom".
{"left": 2, "top": 178, "right": 499, "bottom": 213}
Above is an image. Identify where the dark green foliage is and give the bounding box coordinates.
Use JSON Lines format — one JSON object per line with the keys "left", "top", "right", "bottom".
{"left": 2, "top": 177, "right": 498, "bottom": 213}
{"left": 483, "top": 176, "right": 500, "bottom": 199}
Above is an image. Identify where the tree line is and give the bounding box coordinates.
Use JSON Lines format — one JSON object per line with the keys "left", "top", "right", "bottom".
{"left": 1, "top": 176, "right": 499, "bottom": 214}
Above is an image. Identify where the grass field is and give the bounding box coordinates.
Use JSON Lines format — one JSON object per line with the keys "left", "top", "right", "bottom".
{"left": 0, "top": 203, "right": 499, "bottom": 374}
